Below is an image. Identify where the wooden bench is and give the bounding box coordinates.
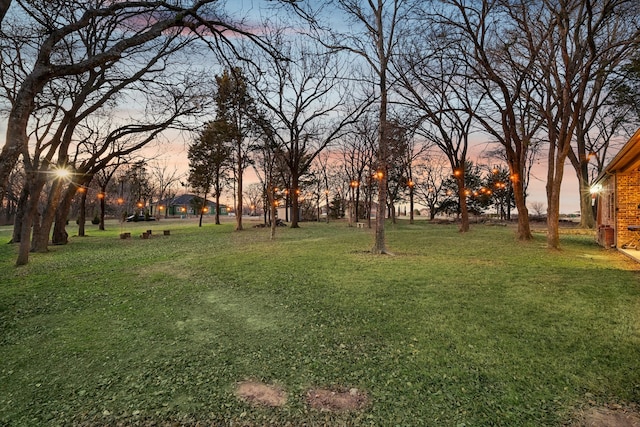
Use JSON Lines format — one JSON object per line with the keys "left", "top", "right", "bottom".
{"left": 356, "top": 222, "right": 365, "bottom": 229}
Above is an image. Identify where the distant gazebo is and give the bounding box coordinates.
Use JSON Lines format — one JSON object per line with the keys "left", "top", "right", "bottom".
{"left": 593, "top": 129, "right": 640, "bottom": 250}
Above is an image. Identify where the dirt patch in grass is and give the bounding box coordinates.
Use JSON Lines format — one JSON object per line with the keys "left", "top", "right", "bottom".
{"left": 235, "top": 381, "right": 287, "bottom": 408}
{"left": 305, "top": 387, "right": 368, "bottom": 412}
{"left": 571, "top": 404, "right": 640, "bottom": 427}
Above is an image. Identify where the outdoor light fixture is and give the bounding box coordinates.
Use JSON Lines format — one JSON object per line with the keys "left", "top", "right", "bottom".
{"left": 590, "top": 184, "right": 602, "bottom": 194}
{"left": 52, "top": 166, "right": 71, "bottom": 180}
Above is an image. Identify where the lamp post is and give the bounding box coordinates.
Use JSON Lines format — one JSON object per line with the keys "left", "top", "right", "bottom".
{"left": 117, "top": 197, "right": 124, "bottom": 234}
{"left": 349, "top": 180, "right": 359, "bottom": 227}
{"left": 97, "top": 192, "right": 106, "bottom": 230}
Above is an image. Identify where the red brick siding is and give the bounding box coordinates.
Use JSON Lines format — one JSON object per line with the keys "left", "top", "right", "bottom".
{"left": 616, "top": 169, "right": 640, "bottom": 246}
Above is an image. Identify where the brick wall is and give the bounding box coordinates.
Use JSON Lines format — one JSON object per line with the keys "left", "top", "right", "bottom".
{"left": 616, "top": 169, "right": 640, "bottom": 246}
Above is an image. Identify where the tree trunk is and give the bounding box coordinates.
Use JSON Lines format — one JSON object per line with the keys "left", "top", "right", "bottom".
{"left": 409, "top": 186, "right": 414, "bottom": 224}
{"left": 325, "top": 191, "right": 330, "bottom": 224}
{"left": 16, "top": 206, "right": 34, "bottom": 266}
{"left": 16, "top": 176, "right": 44, "bottom": 265}
{"left": 215, "top": 193, "right": 221, "bottom": 225}
{"left": 577, "top": 173, "right": 595, "bottom": 228}
{"left": 0, "top": 0, "right": 11, "bottom": 24}
{"left": 266, "top": 183, "right": 277, "bottom": 240}
{"left": 457, "top": 174, "right": 470, "bottom": 233}
{"left": 546, "top": 151, "right": 568, "bottom": 249}
{"left": 512, "top": 177, "right": 532, "bottom": 240}
{"left": 546, "top": 180, "right": 561, "bottom": 249}
{"left": 99, "top": 190, "right": 106, "bottom": 231}
{"left": 78, "top": 190, "right": 87, "bottom": 237}
{"left": 373, "top": 173, "right": 388, "bottom": 254}
{"left": 31, "top": 178, "right": 65, "bottom": 253}
{"left": 390, "top": 202, "right": 396, "bottom": 224}
{"left": 291, "top": 175, "right": 300, "bottom": 228}
{"left": 0, "top": 76, "right": 41, "bottom": 203}
{"left": 52, "top": 187, "right": 76, "bottom": 245}
{"left": 235, "top": 147, "right": 243, "bottom": 231}
{"left": 10, "top": 187, "right": 29, "bottom": 243}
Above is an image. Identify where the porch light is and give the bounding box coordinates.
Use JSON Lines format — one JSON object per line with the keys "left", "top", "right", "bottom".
{"left": 590, "top": 184, "right": 602, "bottom": 194}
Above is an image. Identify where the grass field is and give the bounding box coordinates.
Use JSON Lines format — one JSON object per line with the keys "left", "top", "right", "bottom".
{"left": 0, "top": 218, "right": 639, "bottom": 426}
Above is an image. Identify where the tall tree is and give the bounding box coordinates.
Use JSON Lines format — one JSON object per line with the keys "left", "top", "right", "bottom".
{"left": 395, "top": 40, "right": 481, "bottom": 232}
{"left": 187, "top": 120, "right": 234, "bottom": 226}
{"left": 215, "top": 68, "right": 257, "bottom": 231}
{"left": 533, "top": 0, "right": 640, "bottom": 248}
{"left": 150, "top": 160, "right": 183, "bottom": 220}
{"left": 547, "top": 0, "right": 640, "bottom": 234}
{"left": 324, "top": 0, "right": 412, "bottom": 253}
{"left": 0, "top": 1, "right": 304, "bottom": 266}
{"left": 248, "top": 33, "right": 366, "bottom": 228}
{"left": 435, "top": 0, "right": 549, "bottom": 240}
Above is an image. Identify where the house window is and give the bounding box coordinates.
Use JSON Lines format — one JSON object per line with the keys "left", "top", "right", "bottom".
{"left": 609, "top": 192, "right": 615, "bottom": 223}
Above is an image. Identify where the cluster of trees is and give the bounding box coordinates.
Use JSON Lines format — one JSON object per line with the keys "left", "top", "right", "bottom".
{"left": 184, "top": 0, "right": 640, "bottom": 254}
{"left": 1, "top": 0, "right": 640, "bottom": 265}
{"left": 0, "top": 0, "right": 306, "bottom": 265}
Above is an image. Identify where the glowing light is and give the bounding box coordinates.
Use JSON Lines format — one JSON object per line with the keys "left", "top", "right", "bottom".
{"left": 97, "top": 193, "right": 105, "bottom": 200}
{"left": 52, "top": 167, "right": 71, "bottom": 179}
{"left": 590, "top": 184, "right": 602, "bottom": 194}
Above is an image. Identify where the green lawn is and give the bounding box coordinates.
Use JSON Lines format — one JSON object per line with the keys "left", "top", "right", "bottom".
{"left": 0, "top": 219, "right": 639, "bottom": 426}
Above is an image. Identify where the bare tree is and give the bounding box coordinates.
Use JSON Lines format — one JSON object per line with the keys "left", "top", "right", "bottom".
{"left": 0, "top": 1, "right": 303, "bottom": 264}
{"left": 340, "top": 114, "right": 378, "bottom": 227}
{"left": 247, "top": 30, "right": 367, "bottom": 228}
{"left": 433, "top": 0, "right": 552, "bottom": 240}
{"left": 413, "top": 153, "right": 449, "bottom": 220}
{"left": 394, "top": 38, "right": 482, "bottom": 232}
{"left": 531, "top": 0, "right": 640, "bottom": 248}
{"left": 319, "top": 0, "right": 414, "bottom": 253}
{"left": 150, "top": 160, "right": 183, "bottom": 220}
{"left": 552, "top": 1, "right": 640, "bottom": 231}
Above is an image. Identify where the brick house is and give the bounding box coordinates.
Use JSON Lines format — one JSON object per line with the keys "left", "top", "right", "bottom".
{"left": 593, "top": 129, "right": 640, "bottom": 249}
{"left": 153, "top": 194, "right": 228, "bottom": 217}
